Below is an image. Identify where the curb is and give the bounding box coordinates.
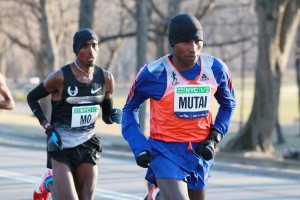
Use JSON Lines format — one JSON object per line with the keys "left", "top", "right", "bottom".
{"left": 217, "top": 151, "right": 300, "bottom": 170}
{"left": 214, "top": 153, "right": 300, "bottom": 180}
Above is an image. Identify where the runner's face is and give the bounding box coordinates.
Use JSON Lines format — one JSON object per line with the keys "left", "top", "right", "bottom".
{"left": 173, "top": 39, "right": 203, "bottom": 69}
{"left": 77, "top": 39, "right": 99, "bottom": 67}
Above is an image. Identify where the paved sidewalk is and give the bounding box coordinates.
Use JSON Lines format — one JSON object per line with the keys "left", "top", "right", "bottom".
{"left": 1, "top": 102, "right": 300, "bottom": 179}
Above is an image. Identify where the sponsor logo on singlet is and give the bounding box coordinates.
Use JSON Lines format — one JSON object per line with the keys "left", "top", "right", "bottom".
{"left": 68, "top": 86, "right": 78, "bottom": 96}
{"left": 91, "top": 87, "right": 102, "bottom": 94}
{"left": 200, "top": 73, "right": 209, "bottom": 81}
{"left": 171, "top": 71, "right": 179, "bottom": 85}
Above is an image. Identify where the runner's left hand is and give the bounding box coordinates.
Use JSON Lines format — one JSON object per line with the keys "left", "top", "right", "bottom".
{"left": 195, "top": 135, "right": 217, "bottom": 161}
{"left": 110, "top": 108, "right": 122, "bottom": 124}
{"left": 201, "top": 139, "right": 217, "bottom": 160}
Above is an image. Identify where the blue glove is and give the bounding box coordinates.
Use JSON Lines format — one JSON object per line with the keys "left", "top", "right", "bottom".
{"left": 110, "top": 108, "right": 122, "bottom": 124}
{"left": 46, "top": 127, "right": 63, "bottom": 152}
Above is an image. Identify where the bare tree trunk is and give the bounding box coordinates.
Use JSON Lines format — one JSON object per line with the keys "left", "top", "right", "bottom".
{"left": 136, "top": 0, "right": 148, "bottom": 133}
{"left": 0, "top": 40, "right": 9, "bottom": 75}
{"left": 79, "top": 0, "right": 96, "bottom": 29}
{"left": 157, "top": 0, "right": 180, "bottom": 56}
{"left": 154, "top": 23, "right": 168, "bottom": 57}
{"left": 276, "top": 118, "right": 285, "bottom": 144}
{"left": 296, "top": 25, "right": 300, "bottom": 136}
{"left": 226, "top": 0, "right": 300, "bottom": 153}
{"left": 40, "top": 0, "right": 59, "bottom": 73}
{"left": 239, "top": 42, "right": 246, "bottom": 130}
{"left": 39, "top": 0, "right": 60, "bottom": 120}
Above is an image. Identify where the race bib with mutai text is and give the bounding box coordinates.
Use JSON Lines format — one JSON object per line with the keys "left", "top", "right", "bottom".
{"left": 174, "top": 85, "right": 211, "bottom": 119}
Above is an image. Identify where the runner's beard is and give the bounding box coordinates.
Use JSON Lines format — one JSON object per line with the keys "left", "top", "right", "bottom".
{"left": 85, "top": 63, "right": 94, "bottom": 68}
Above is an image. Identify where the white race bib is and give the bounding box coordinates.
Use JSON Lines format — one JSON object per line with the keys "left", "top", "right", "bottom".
{"left": 174, "top": 85, "right": 211, "bottom": 118}
{"left": 71, "top": 105, "right": 100, "bottom": 127}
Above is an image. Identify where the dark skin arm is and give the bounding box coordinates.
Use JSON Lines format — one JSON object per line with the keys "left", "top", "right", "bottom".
{"left": 103, "top": 69, "right": 115, "bottom": 100}
{"left": 0, "top": 73, "right": 15, "bottom": 110}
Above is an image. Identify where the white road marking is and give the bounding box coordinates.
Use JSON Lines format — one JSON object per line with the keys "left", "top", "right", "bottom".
{"left": 0, "top": 169, "right": 141, "bottom": 200}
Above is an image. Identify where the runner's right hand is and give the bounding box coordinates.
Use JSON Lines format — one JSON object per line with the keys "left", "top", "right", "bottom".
{"left": 46, "top": 127, "right": 63, "bottom": 152}
{"left": 136, "top": 151, "right": 153, "bottom": 168}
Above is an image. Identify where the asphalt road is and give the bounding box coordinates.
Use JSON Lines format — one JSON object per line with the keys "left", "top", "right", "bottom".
{"left": 0, "top": 144, "right": 147, "bottom": 200}
{"left": 1, "top": 103, "right": 300, "bottom": 199}
{"left": 1, "top": 140, "right": 300, "bottom": 200}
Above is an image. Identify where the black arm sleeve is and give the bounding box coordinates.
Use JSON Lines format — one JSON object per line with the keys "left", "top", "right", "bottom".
{"left": 102, "top": 98, "right": 113, "bottom": 124}
{"left": 27, "top": 83, "right": 51, "bottom": 124}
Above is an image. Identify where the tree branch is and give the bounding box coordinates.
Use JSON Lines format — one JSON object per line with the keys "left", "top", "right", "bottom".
{"left": 205, "top": 34, "right": 258, "bottom": 47}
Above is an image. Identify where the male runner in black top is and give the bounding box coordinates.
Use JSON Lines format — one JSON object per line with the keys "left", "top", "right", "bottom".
{"left": 28, "top": 28, "right": 121, "bottom": 200}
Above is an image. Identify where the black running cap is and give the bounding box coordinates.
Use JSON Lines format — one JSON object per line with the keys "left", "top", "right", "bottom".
{"left": 73, "top": 28, "right": 98, "bottom": 55}
{"left": 168, "top": 13, "right": 203, "bottom": 47}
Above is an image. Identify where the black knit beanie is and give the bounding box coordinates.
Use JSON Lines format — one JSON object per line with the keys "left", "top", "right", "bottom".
{"left": 73, "top": 28, "right": 98, "bottom": 55}
{"left": 168, "top": 13, "right": 203, "bottom": 47}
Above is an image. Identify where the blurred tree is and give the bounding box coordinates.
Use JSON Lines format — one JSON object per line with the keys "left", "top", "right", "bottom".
{"left": 79, "top": 0, "right": 96, "bottom": 29}
{"left": 1, "top": 0, "right": 72, "bottom": 120}
{"left": 147, "top": 0, "right": 180, "bottom": 57}
{"left": 276, "top": 118, "right": 285, "bottom": 144}
{"left": 296, "top": 25, "right": 300, "bottom": 136}
{"left": 226, "top": 0, "right": 300, "bottom": 153}
{"left": 0, "top": 38, "right": 10, "bottom": 76}
{"left": 136, "top": 0, "right": 149, "bottom": 132}
{"left": 100, "top": 1, "right": 129, "bottom": 72}
{"left": 3, "top": 0, "right": 66, "bottom": 78}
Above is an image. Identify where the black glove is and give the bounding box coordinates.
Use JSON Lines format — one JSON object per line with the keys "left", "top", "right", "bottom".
{"left": 136, "top": 151, "right": 153, "bottom": 168}
{"left": 110, "top": 108, "right": 122, "bottom": 124}
{"left": 195, "top": 131, "right": 222, "bottom": 161}
{"left": 201, "top": 138, "right": 217, "bottom": 160}
{"left": 46, "top": 127, "right": 63, "bottom": 152}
